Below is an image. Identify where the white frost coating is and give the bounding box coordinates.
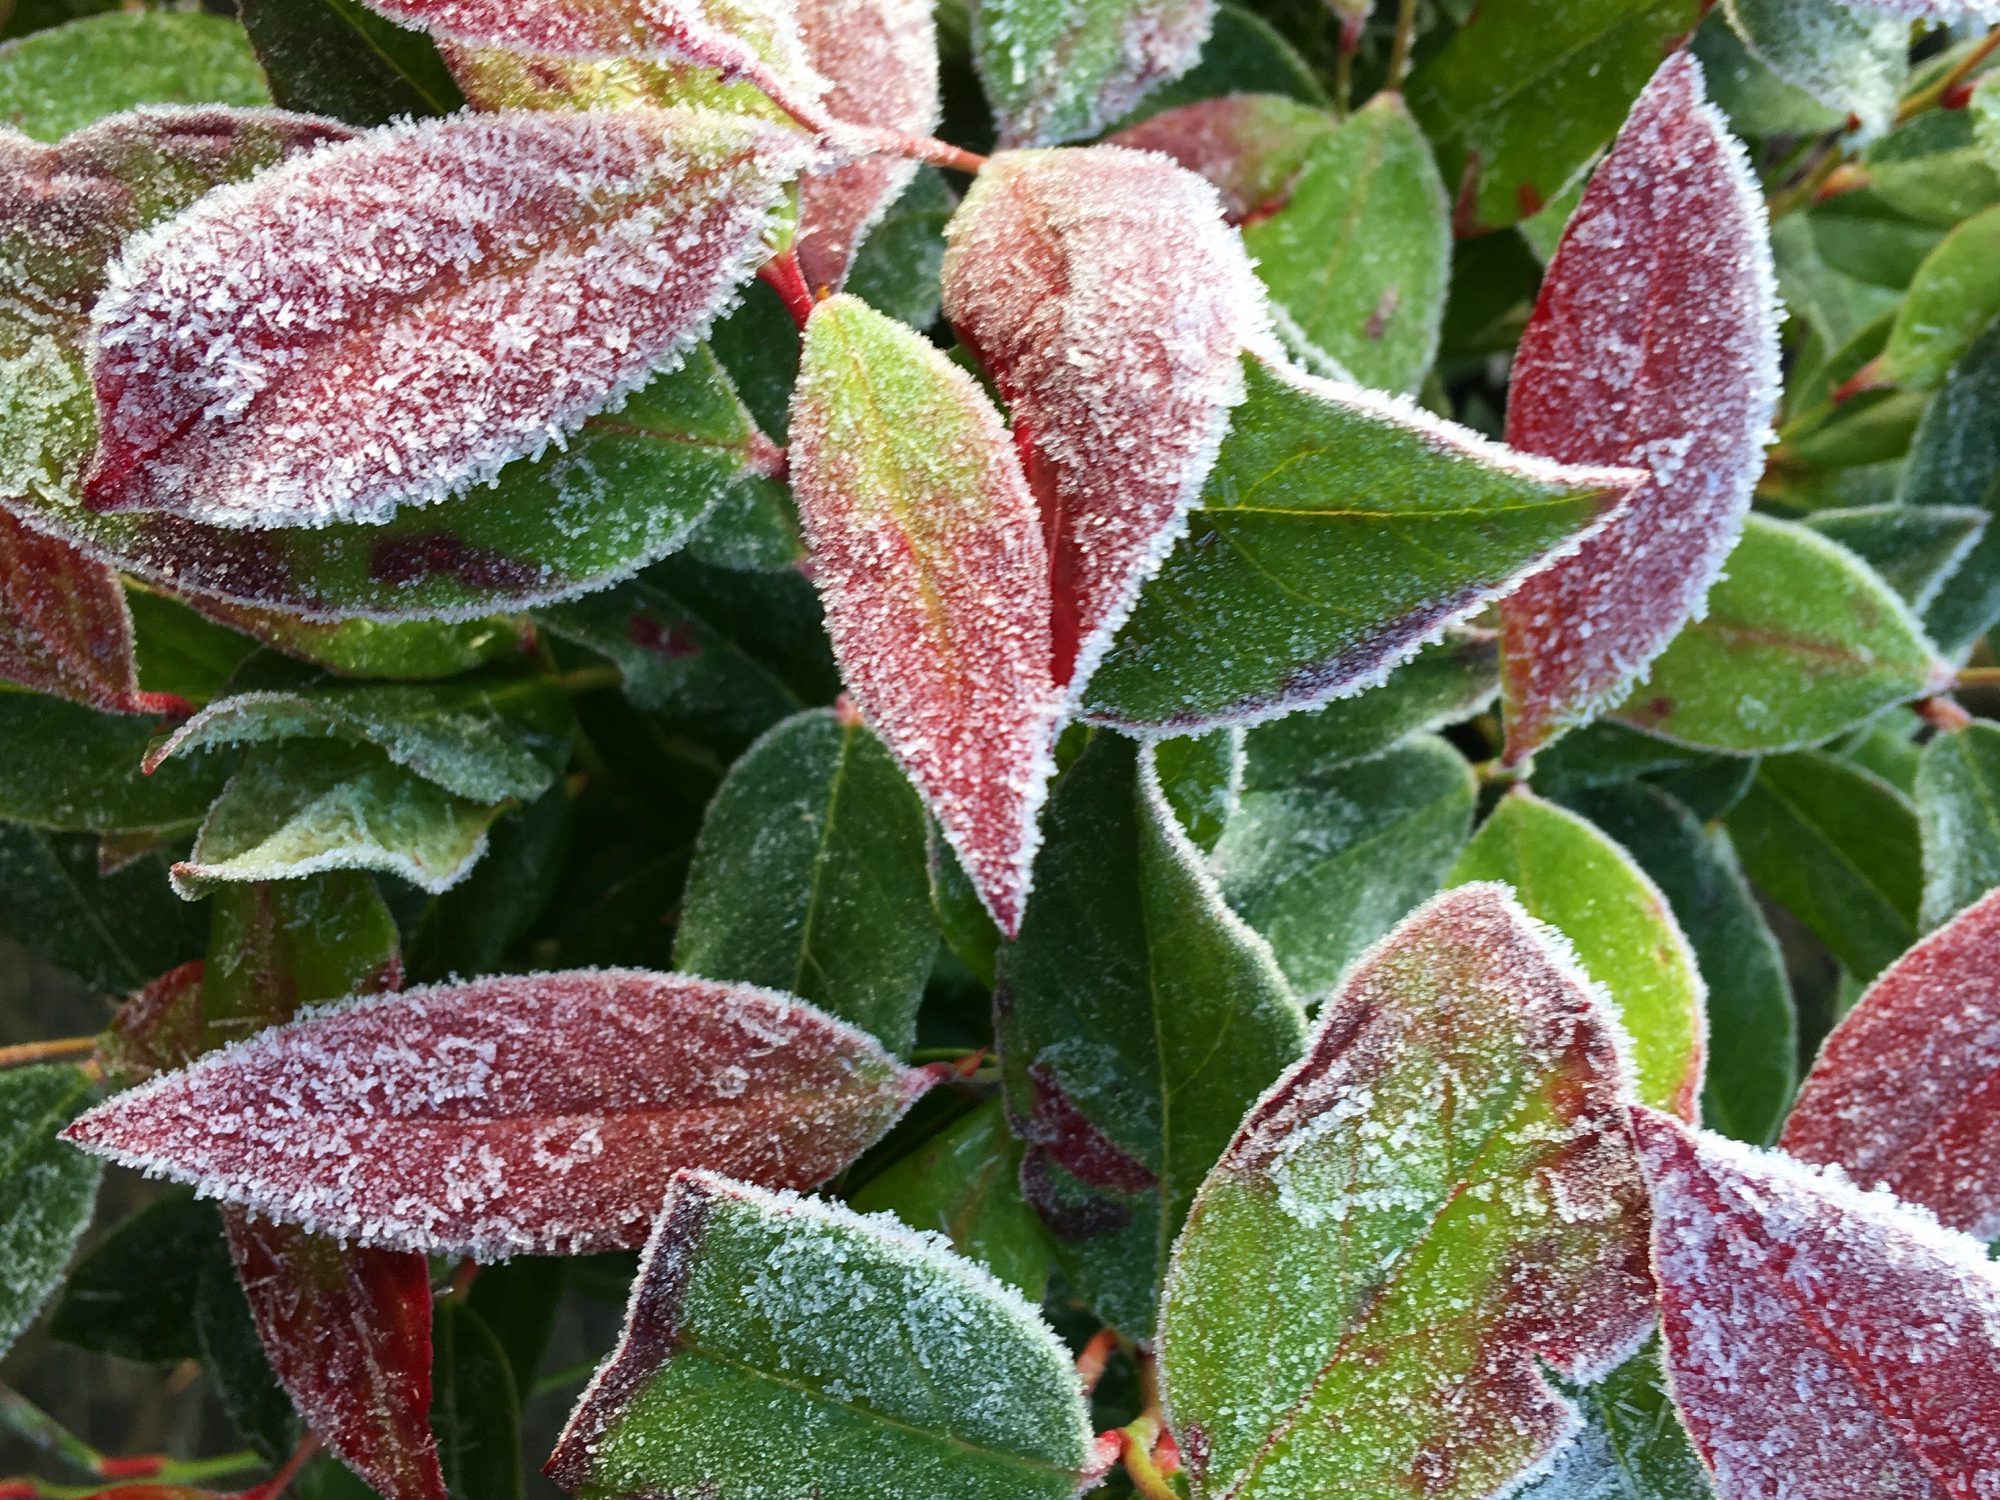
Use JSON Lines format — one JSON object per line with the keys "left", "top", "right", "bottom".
{"left": 1723, "top": 0, "right": 1908, "bottom": 140}
{"left": 1841, "top": 0, "right": 2000, "bottom": 14}
{"left": 85, "top": 106, "right": 815, "bottom": 529}
{"left": 975, "top": 0, "right": 1215, "bottom": 147}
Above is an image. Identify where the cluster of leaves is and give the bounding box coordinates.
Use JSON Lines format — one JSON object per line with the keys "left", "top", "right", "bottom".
{"left": 1, "top": 0, "right": 2000, "bottom": 1496}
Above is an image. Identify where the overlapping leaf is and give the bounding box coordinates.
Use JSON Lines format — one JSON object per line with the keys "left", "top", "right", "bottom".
{"left": 1723, "top": 0, "right": 1906, "bottom": 139}
{"left": 789, "top": 293, "right": 1059, "bottom": 937}
{"left": 1634, "top": 1107, "right": 2000, "bottom": 1496}
{"left": 1861, "top": 202, "right": 2000, "bottom": 392}
{"left": 1082, "top": 355, "right": 1641, "bottom": 732}
{"left": 83, "top": 107, "right": 811, "bottom": 530}
{"left": 239, "top": 0, "right": 464, "bottom": 124}
{"left": 973, "top": 0, "right": 1212, "bottom": 146}
{"left": 547, "top": 1172, "right": 1096, "bottom": 1499}
{"left": 64, "top": 969, "right": 937, "bottom": 1258}
{"left": 942, "top": 146, "right": 1267, "bottom": 699}
{"left": 0, "top": 510, "right": 173, "bottom": 714}
{"left": 1499, "top": 53, "right": 1781, "bottom": 765}
{"left": 1801, "top": 503, "right": 1988, "bottom": 613}
{"left": 1107, "top": 93, "right": 1335, "bottom": 223}
{"left": 1916, "top": 720, "right": 2000, "bottom": 930}
{"left": 0, "top": 691, "right": 230, "bottom": 834}
{"left": 1160, "top": 884, "right": 1654, "bottom": 1500}
{"left": 1901, "top": 320, "right": 2000, "bottom": 655}
{"left": 0, "top": 11, "right": 270, "bottom": 141}
{"left": 1781, "top": 887, "right": 2000, "bottom": 1237}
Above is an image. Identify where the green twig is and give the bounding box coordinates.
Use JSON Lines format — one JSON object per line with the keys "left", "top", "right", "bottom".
{"left": 1385, "top": 0, "right": 1418, "bottom": 87}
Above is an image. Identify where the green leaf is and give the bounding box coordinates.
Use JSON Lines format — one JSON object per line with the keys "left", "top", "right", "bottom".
{"left": 191, "top": 605, "right": 527, "bottom": 685}
{"left": 1870, "top": 202, "right": 2000, "bottom": 391}
{"left": 1406, "top": 0, "right": 1707, "bottom": 233}
{"left": 0, "top": 1063, "right": 101, "bottom": 1356}
{"left": 150, "top": 666, "right": 573, "bottom": 807}
{"left": 1915, "top": 720, "right": 2000, "bottom": 931}
{"left": 1838, "top": 713, "right": 1922, "bottom": 796}
{"left": 1242, "top": 629, "right": 1499, "bottom": 780}
{"left": 1215, "top": 735, "right": 1475, "bottom": 1003}
{"left": 171, "top": 742, "right": 502, "bottom": 900}
{"left": 1518, "top": 1342, "right": 1712, "bottom": 1500}
{"left": 0, "top": 11, "right": 267, "bottom": 140}
{"left": 547, "top": 1173, "right": 1095, "bottom": 1500}
{"left": 432, "top": 1302, "right": 523, "bottom": 1500}
{"left": 848, "top": 1097, "right": 1053, "bottom": 1300}
{"left": 124, "top": 591, "right": 258, "bottom": 705}
{"left": 972, "top": 0, "right": 1209, "bottom": 146}
{"left": 408, "top": 785, "right": 571, "bottom": 984}
{"left": 1770, "top": 213, "right": 1901, "bottom": 353}
{"left": 238, "top": 0, "right": 463, "bottom": 125}
{"left": 1118, "top": 2, "right": 1326, "bottom": 119}
{"left": 0, "top": 823, "right": 205, "bottom": 990}
{"left": 1553, "top": 782, "right": 1796, "bottom": 1146}
{"left": 1899, "top": 320, "right": 2000, "bottom": 655}
{"left": 996, "top": 733, "right": 1305, "bottom": 1335}
{"left": 1693, "top": 12, "right": 1849, "bottom": 142}
{"left": 1862, "top": 110, "right": 2000, "bottom": 227}
{"left": 51, "top": 1190, "right": 220, "bottom": 1364}
{"left": 1243, "top": 93, "right": 1450, "bottom": 393}
{"left": 845, "top": 166, "right": 955, "bottom": 332}
{"left": 1611, "top": 514, "right": 1945, "bottom": 753}
{"left": 195, "top": 1251, "right": 298, "bottom": 1462}
{"left": 928, "top": 824, "right": 1002, "bottom": 990}
{"left": 463, "top": 1257, "right": 564, "bottom": 1399}
{"left": 1722, "top": 0, "right": 1904, "bottom": 139}
{"left": 1448, "top": 786, "right": 1704, "bottom": 1117}
{"left": 674, "top": 708, "right": 937, "bottom": 1054}
{"left": 1159, "top": 884, "right": 1653, "bottom": 1500}
{"left": 1082, "top": 355, "right": 1633, "bottom": 731}
{"left": 1152, "top": 727, "right": 1244, "bottom": 852}
{"left": 1800, "top": 504, "right": 1988, "bottom": 612}
{"left": 1725, "top": 750, "right": 1921, "bottom": 982}
{"left": 0, "top": 691, "right": 231, "bottom": 833}
{"left": 201, "top": 873, "right": 401, "bottom": 1045}
{"left": 1804, "top": 192, "right": 1944, "bottom": 290}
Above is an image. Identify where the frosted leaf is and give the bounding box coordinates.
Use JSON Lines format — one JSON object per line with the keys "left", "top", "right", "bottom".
{"left": 1633, "top": 1106, "right": 2000, "bottom": 1498}
{"left": 972, "top": 0, "right": 1213, "bottom": 147}
{"left": 351, "top": 0, "right": 829, "bottom": 123}
{"left": 1105, "top": 93, "right": 1336, "bottom": 224}
{"left": 62, "top": 968, "right": 937, "bottom": 1259}
{"left": 547, "top": 1171, "right": 1096, "bottom": 1500}
{"left": 1780, "top": 887, "right": 2000, "bottom": 1239}
{"left": 1723, "top": 0, "right": 1907, "bottom": 141}
{"left": 1917, "top": 721, "right": 2000, "bottom": 933}
{"left": 1499, "top": 53, "right": 1781, "bottom": 765}
{"left": 1160, "top": 883, "right": 1655, "bottom": 1500}
{"left": 942, "top": 146, "right": 1268, "bottom": 700}
{"left": 789, "top": 293, "right": 1060, "bottom": 937}
{"left": 0, "top": 507, "right": 169, "bottom": 716}
{"left": 0, "top": 1064, "right": 103, "bottom": 1359}
{"left": 225, "top": 1212, "right": 445, "bottom": 1500}
{"left": 83, "top": 107, "right": 813, "bottom": 530}
{"left": 1838, "top": 0, "right": 2000, "bottom": 14}
{"left": 99, "top": 959, "right": 207, "bottom": 1086}
{"left": 792, "top": 0, "right": 939, "bottom": 294}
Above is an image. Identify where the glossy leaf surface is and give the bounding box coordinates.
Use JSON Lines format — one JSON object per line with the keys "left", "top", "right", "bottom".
{"left": 1634, "top": 1107, "right": 2000, "bottom": 1498}
{"left": 65, "top": 969, "right": 934, "bottom": 1258}
{"left": 1160, "top": 884, "right": 1654, "bottom": 1500}
{"left": 1499, "top": 53, "right": 1780, "bottom": 764}
{"left": 790, "top": 293, "right": 1057, "bottom": 937}
{"left": 239, "top": 0, "right": 464, "bottom": 124}
{"left": 942, "top": 146, "right": 1265, "bottom": 697}
{"left": 996, "top": 733, "right": 1305, "bottom": 1335}
{"left": 1082, "top": 356, "right": 1639, "bottom": 732}
{"left": 0, "top": 1063, "right": 101, "bottom": 1357}
{"left": 548, "top": 1172, "right": 1095, "bottom": 1500}
{"left": 1916, "top": 719, "right": 2000, "bottom": 931}
{"left": 1449, "top": 787, "right": 1705, "bottom": 1119}
{"left": 973, "top": 0, "right": 1211, "bottom": 146}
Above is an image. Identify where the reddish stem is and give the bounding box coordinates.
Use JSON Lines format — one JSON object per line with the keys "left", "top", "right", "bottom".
{"left": 833, "top": 124, "right": 987, "bottom": 175}
{"left": 1075, "top": 1327, "right": 1119, "bottom": 1395}
{"left": 1918, "top": 696, "right": 1975, "bottom": 731}
{"left": 759, "top": 250, "right": 817, "bottom": 331}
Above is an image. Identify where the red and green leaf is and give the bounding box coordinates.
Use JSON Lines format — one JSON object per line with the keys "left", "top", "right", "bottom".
{"left": 1634, "top": 1106, "right": 2000, "bottom": 1497}
{"left": 972, "top": 0, "right": 1212, "bottom": 147}
{"left": 0, "top": 512, "right": 180, "bottom": 715}
{"left": 942, "top": 146, "right": 1267, "bottom": 699}
{"left": 1105, "top": 92, "right": 1334, "bottom": 225}
{"left": 64, "top": 969, "right": 937, "bottom": 1258}
{"left": 1499, "top": 53, "right": 1781, "bottom": 765}
{"left": 789, "top": 292, "right": 1059, "bottom": 937}
{"left": 1781, "top": 886, "right": 2000, "bottom": 1238}
{"left": 1160, "top": 883, "right": 1655, "bottom": 1500}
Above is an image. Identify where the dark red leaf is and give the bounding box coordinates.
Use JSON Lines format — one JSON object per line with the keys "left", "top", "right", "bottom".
{"left": 65, "top": 970, "right": 937, "bottom": 1258}
{"left": 1633, "top": 1106, "right": 2000, "bottom": 1499}
{"left": 0, "top": 511, "right": 180, "bottom": 715}
{"left": 941, "top": 146, "right": 1267, "bottom": 695}
{"left": 1781, "top": 886, "right": 2000, "bottom": 1238}
{"left": 1497, "top": 53, "right": 1780, "bottom": 764}
{"left": 99, "top": 960, "right": 206, "bottom": 1085}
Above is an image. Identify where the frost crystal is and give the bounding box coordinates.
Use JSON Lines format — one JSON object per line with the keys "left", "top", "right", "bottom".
{"left": 974, "top": 0, "right": 1214, "bottom": 148}
{"left": 942, "top": 146, "right": 1268, "bottom": 701}
{"left": 793, "top": 0, "right": 939, "bottom": 294}
{"left": 1781, "top": 886, "right": 2000, "bottom": 1239}
{"left": 1634, "top": 1108, "right": 2000, "bottom": 1499}
{"left": 790, "top": 294, "right": 1061, "bottom": 937}
{"left": 83, "top": 107, "right": 813, "bottom": 529}
{"left": 1498, "top": 53, "right": 1780, "bottom": 764}
{"left": 62, "top": 969, "right": 935, "bottom": 1259}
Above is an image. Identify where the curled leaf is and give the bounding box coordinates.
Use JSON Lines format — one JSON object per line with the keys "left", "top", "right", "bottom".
{"left": 1499, "top": 53, "right": 1781, "bottom": 764}
{"left": 84, "top": 107, "right": 812, "bottom": 529}
{"left": 63, "top": 969, "right": 935, "bottom": 1258}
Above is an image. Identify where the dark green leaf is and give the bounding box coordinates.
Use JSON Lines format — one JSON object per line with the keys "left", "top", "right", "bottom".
{"left": 1837, "top": 714, "right": 1922, "bottom": 796}
{"left": 1722, "top": 0, "right": 1904, "bottom": 138}
{"left": 464, "top": 1258, "right": 564, "bottom": 1399}
{"left": 0, "top": 691, "right": 230, "bottom": 833}
{"left": 674, "top": 708, "right": 937, "bottom": 1054}
{"left": 201, "top": 873, "right": 401, "bottom": 1045}
{"left": 1152, "top": 727, "right": 1244, "bottom": 853}
{"left": 1900, "top": 320, "right": 2000, "bottom": 655}
{"left": 1871, "top": 202, "right": 2000, "bottom": 391}
{"left": 0, "top": 1063, "right": 101, "bottom": 1355}
{"left": 1915, "top": 720, "right": 2000, "bottom": 931}
{"left": 928, "top": 824, "right": 1001, "bottom": 991}
{"left": 1215, "top": 735, "right": 1475, "bottom": 1003}
{"left": 0, "top": 822, "right": 205, "bottom": 990}
{"left": 1518, "top": 1342, "right": 1712, "bottom": 1499}
{"left": 0, "top": 11, "right": 266, "bottom": 139}
{"left": 431, "top": 1301, "right": 522, "bottom": 1500}
{"left": 195, "top": 1251, "right": 298, "bottom": 1463}
{"left": 1118, "top": 2, "right": 1326, "bottom": 119}
{"left": 844, "top": 166, "right": 954, "bottom": 331}
{"left": 1800, "top": 504, "right": 1988, "bottom": 612}
{"left": 1863, "top": 109, "right": 2000, "bottom": 227}
{"left": 238, "top": 0, "right": 463, "bottom": 125}
{"left": 972, "top": 0, "right": 1209, "bottom": 145}
{"left": 407, "top": 785, "right": 571, "bottom": 984}
{"left": 51, "top": 1190, "right": 221, "bottom": 1363}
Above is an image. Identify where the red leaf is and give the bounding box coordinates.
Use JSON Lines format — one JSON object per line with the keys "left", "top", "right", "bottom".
{"left": 99, "top": 960, "right": 206, "bottom": 1085}
{"left": 792, "top": 0, "right": 939, "bottom": 294}
{"left": 941, "top": 146, "right": 1268, "bottom": 696}
{"left": 1780, "top": 886, "right": 2000, "bottom": 1238}
{"left": 1497, "top": 53, "right": 1780, "bottom": 765}
{"left": 1106, "top": 94, "right": 1335, "bottom": 225}
{"left": 790, "top": 293, "right": 1060, "bottom": 937}
{"left": 224, "top": 1212, "right": 443, "bottom": 1500}
{"left": 1633, "top": 1106, "right": 2000, "bottom": 1499}
{"left": 0, "top": 510, "right": 179, "bottom": 715}
{"left": 64, "top": 969, "right": 937, "bottom": 1258}
{"left": 82, "top": 107, "right": 812, "bottom": 530}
